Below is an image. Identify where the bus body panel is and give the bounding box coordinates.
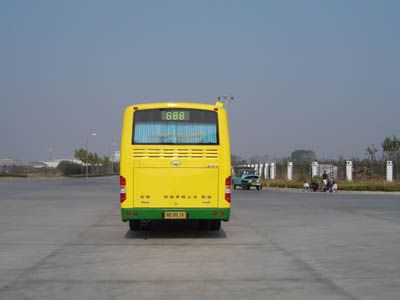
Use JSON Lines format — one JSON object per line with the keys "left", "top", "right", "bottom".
{"left": 120, "top": 102, "right": 231, "bottom": 221}
{"left": 133, "top": 167, "right": 219, "bottom": 208}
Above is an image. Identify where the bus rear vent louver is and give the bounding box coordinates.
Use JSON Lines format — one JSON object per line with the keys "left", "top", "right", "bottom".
{"left": 132, "top": 148, "right": 218, "bottom": 159}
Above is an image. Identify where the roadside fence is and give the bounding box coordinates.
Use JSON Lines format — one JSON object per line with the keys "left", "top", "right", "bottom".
{"left": 238, "top": 161, "right": 399, "bottom": 182}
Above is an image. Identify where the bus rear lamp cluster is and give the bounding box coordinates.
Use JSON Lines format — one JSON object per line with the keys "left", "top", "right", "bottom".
{"left": 213, "top": 211, "right": 225, "bottom": 216}
{"left": 126, "top": 211, "right": 138, "bottom": 216}
{"left": 225, "top": 176, "right": 231, "bottom": 203}
{"left": 120, "top": 176, "right": 127, "bottom": 203}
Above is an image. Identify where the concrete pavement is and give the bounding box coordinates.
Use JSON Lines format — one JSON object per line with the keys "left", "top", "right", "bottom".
{"left": 0, "top": 177, "right": 399, "bottom": 299}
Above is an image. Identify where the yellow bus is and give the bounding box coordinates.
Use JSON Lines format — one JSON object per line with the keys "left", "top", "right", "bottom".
{"left": 119, "top": 101, "right": 231, "bottom": 230}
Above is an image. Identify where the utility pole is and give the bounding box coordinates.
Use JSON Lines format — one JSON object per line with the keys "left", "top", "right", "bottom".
{"left": 111, "top": 142, "right": 116, "bottom": 174}
{"left": 86, "top": 132, "right": 97, "bottom": 178}
{"left": 48, "top": 147, "right": 53, "bottom": 161}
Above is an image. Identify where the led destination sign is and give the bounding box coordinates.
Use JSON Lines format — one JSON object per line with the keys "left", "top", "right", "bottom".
{"left": 161, "top": 110, "right": 190, "bottom": 121}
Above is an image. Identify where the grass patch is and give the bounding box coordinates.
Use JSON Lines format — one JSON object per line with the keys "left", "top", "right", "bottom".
{"left": 263, "top": 179, "right": 303, "bottom": 189}
{"left": 67, "top": 174, "right": 117, "bottom": 178}
{"left": 0, "top": 173, "right": 28, "bottom": 178}
{"left": 336, "top": 181, "right": 400, "bottom": 192}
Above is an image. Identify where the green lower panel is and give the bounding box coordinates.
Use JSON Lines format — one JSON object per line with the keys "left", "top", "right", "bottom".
{"left": 121, "top": 208, "right": 230, "bottom": 222}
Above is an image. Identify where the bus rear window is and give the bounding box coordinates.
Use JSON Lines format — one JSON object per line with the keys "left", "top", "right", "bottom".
{"left": 133, "top": 109, "right": 219, "bottom": 145}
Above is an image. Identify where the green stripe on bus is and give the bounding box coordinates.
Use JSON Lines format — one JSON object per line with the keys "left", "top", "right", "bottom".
{"left": 121, "top": 208, "right": 230, "bottom": 222}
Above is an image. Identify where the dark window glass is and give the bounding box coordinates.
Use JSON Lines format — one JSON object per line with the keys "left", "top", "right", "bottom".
{"left": 133, "top": 109, "right": 219, "bottom": 145}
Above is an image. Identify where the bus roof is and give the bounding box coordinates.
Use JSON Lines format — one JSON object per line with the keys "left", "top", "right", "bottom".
{"left": 126, "top": 101, "right": 225, "bottom": 111}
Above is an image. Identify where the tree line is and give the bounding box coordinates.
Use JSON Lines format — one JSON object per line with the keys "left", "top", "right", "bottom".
{"left": 57, "top": 148, "right": 115, "bottom": 176}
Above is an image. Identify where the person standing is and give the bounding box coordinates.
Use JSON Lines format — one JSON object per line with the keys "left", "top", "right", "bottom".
{"left": 322, "top": 170, "right": 328, "bottom": 187}
{"left": 332, "top": 181, "right": 338, "bottom": 193}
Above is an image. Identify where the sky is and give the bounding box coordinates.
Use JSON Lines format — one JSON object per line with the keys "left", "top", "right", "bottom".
{"left": 1, "top": 0, "right": 399, "bottom": 161}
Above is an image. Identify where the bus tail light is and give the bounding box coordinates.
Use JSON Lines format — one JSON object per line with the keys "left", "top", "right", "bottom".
{"left": 120, "top": 176, "right": 126, "bottom": 203}
{"left": 225, "top": 176, "right": 231, "bottom": 203}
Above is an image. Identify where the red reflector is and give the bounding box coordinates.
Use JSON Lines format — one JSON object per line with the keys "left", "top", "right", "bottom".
{"left": 120, "top": 176, "right": 126, "bottom": 186}
{"left": 225, "top": 193, "right": 231, "bottom": 203}
{"left": 127, "top": 211, "right": 131, "bottom": 216}
{"left": 220, "top": 211, "right": 225, "bottom": 216}
{"left": 212, "top": 211, "right": 217, "bottom": 216}
{"left": 133, "top": 211, "right": 138, "bottom": 216}
{"left": 225, "top": 176, "right": 231, "bottom": 187}
{"left": 120, "top": 193, "right": 126, "bottom": 203}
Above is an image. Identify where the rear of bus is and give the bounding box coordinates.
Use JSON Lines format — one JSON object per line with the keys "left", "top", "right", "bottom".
{"left": 119, "top": 101, "right": 231, "bottom": 230}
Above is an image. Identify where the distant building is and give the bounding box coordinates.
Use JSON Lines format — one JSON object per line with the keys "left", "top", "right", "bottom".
{"left": 41, "top": 161, "right": 60, "bottom": 168}
{"left": 41, "top": 159, "right": 84, "bottom": 168}
{"left": 1, "top": 159, "right": 53, "bottom": 172}
{"left": 31, "top": 162, "right": 48, "bottom": 169}
{"left": 0, "top": 158, "right": 16, "bottom": 166}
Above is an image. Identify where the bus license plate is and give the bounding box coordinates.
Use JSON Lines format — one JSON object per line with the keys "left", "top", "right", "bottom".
{"left": 164, "top": 212, "right": 187, "bottom": 219}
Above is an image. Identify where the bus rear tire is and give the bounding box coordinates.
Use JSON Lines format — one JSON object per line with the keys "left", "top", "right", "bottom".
{"left": 210, "top": 220, "right": 221, "bottom": 231}
{"left": 141, "top": 220, "right": 152, "bottom": 230}
{"left": 129, "top": 220, "right": 141, "bottom": 231}
{"left": 198, "top": 220, "right": 210, "bottom": 230}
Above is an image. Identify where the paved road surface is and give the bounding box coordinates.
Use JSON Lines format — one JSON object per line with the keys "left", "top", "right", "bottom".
{"left": 0, "top": 177, "right": 399, "bottom": 299}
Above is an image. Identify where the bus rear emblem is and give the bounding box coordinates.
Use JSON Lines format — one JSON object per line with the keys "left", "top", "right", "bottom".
{"left": 172, "top": 160, "right": 181, "bottom": 167}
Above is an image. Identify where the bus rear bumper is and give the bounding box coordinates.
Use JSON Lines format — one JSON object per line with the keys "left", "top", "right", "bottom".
{"left": 121, "top": 208, "right": 230, "bottom": 222}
